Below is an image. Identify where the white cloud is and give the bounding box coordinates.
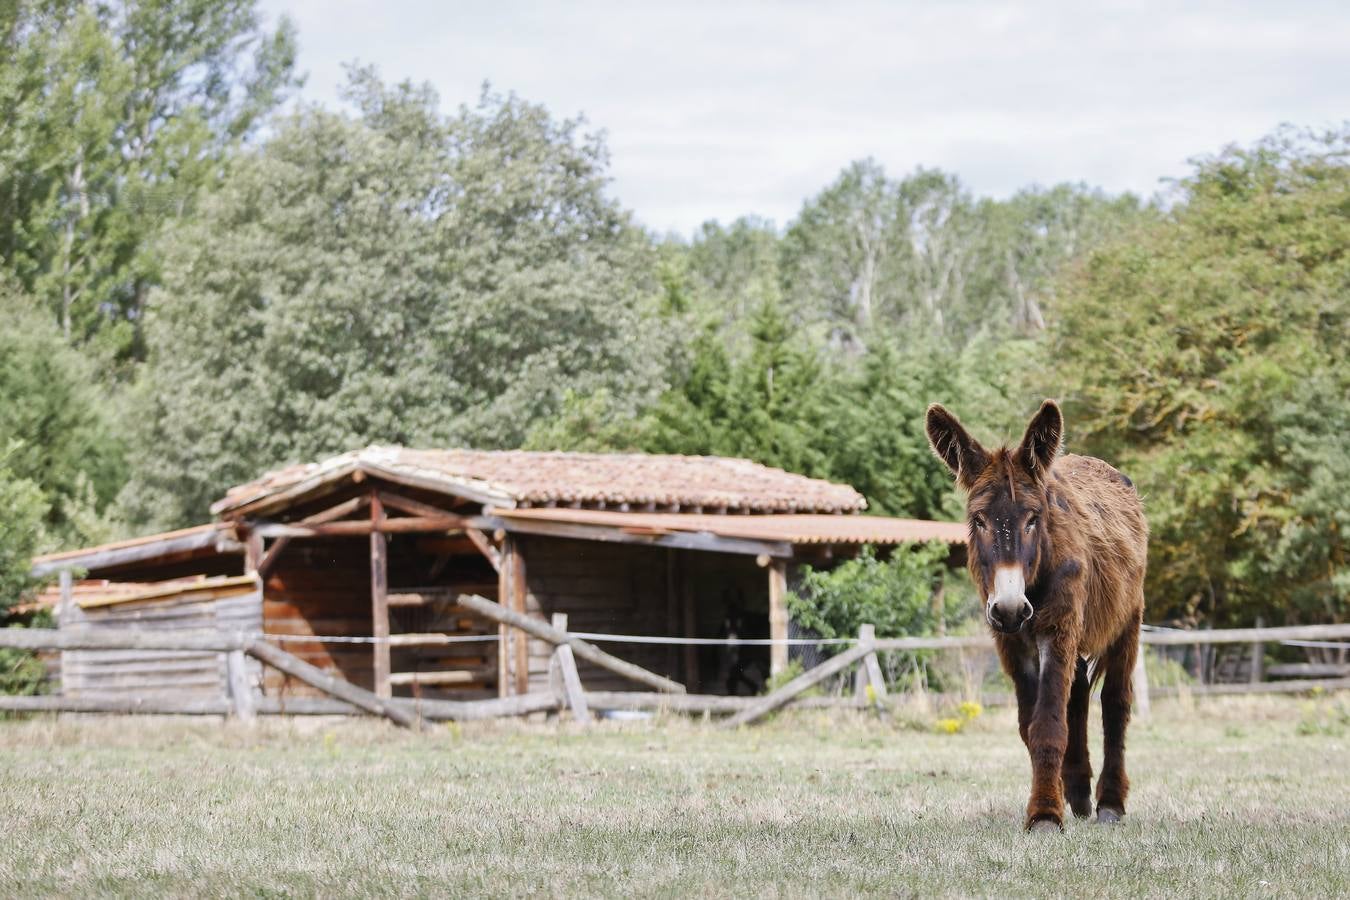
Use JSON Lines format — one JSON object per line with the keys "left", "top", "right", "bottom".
{"left": 259, "top": 0, "right": 1350, "bottom": 235}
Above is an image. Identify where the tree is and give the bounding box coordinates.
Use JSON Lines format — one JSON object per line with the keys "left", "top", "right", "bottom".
{"left": 0, "top": 0, "right": 297, "bottom": 360}
{"left": 0, "top": 284, "right": 125, "bottom": 545}
{"left": 1046, "top": 128, "right": 1350, "bottom": 626}
{"left": 118, "top": 75, "right": 671, "bottom": 528}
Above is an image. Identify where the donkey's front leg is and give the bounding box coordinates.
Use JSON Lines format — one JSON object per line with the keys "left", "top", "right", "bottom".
{"left": 1025, "top": 631, "right": 1076, "bottom": 832}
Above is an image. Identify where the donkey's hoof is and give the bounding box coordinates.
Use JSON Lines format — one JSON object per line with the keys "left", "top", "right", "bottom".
{"left": 1067, "top": 790, "right": 1093, "bottom": 819}
{"left": 1095, "top": 807, "right": 1123, "bottom": 825}
{"left": 1027, "top": 818, "right": 1063, "bottom": 834}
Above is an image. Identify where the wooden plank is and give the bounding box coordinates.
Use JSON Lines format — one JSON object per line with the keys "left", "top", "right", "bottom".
{"left": 370, "top": 493, "right": 391, "bottom": 700}
{"left": 388, "top": 670, "right": 476, "bottom": 686}
{"left": 554, "top": 644, "right": 591, "bottom": 724}
{"left": 722, "top": 641, "right": 874, "bottom": 729}
{"left": 1266, "top": 663, "right": 1350, "bottom": 678}
{"left": 457, "top": 594, "right": 686, "bottom": 694}
{"left": 1, "top": 628, "right": 248, "bottom": 652}
{"left": 246, "top": 638, "right": 419, "bottom": 729}
{"left": 483, "top": 514, "right": 793, "bottom": 559}
{"left": 251, "top": 516, "right": 483, "bottom": 538}
{"left": 226, "top": 649, "right": 256, "bottom": 722}
{"left": 1141, "top": 623, "right": 1350, "bottom": 646}
{"left": 30, "top": 527, "right": 243, "bottom": 578}
{"left": 0, "top": 695, "right": 233, "bottom": 715}
{"left": 1132, "top": 647, "right": 1151, "bottom": 719}
{"left": 768, "top": 560, "right": 788, "bottom": 678}
{"left": 375, "top": 489, "right": 453, "bottom": 519}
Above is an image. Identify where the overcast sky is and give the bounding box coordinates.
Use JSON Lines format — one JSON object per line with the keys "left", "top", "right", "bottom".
{"left": 257, "top": 1, "right": 1349, "bottom": 236}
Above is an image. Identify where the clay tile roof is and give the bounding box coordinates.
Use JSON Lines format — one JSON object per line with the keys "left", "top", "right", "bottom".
{"left": 211, "top": 447, "right": 869, "bottom": 516}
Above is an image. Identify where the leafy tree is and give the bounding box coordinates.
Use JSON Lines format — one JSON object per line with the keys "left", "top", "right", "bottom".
{"left": 1047, "top": 128, "right": 1350, "bottom": 626}
{"left": 0, "top": 285, "right": 125, "bottom": 545}
{"left": 0, "top": 455, "right": 47, "bottom": 613}
{"left": 119, "top": 75, "right": 671, "bottom": 527}
{"left": 0, "top": 0, "right": 297, "bottom": 359}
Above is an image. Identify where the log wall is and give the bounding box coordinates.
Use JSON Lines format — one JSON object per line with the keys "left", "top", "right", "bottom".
{"left": 61, "top": 578, "right": 262, "bottom": 701}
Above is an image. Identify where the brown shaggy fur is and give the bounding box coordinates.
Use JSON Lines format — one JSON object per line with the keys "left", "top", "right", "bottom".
{"left": 926, "top": 400, "right": 1148, "bottom": 831}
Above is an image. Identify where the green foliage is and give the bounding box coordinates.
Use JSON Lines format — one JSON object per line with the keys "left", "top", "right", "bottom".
{"left": 119, "top": 75, "right": 672, "bottom": 528}
{"left": 1047, "top": 127, "right": 1350, "bottom": 626}
{"left": 0, "top": 453, "right": 47, "bottom": 613}
{"left": 0, "top": 0, "right": 298, "bottom": 360}
{"left": 0, "top": 286, "right": 124, "bottom": 546}
{"left": 786, "top": 543, "right": 957, "bottom": 641}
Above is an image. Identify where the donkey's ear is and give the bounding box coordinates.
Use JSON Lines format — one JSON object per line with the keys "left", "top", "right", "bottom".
{"left": 926, "top": 403, "right": 989, "bottom": 488}
{"left": 1017, "top": 400, "right": 1063, "bottom": 478}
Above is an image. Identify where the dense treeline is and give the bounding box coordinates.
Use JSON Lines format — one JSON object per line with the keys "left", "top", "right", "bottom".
{"left": 0, "top": 0, "right": 1345, "bottom": 629}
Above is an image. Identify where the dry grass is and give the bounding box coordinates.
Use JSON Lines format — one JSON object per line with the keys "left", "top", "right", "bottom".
{"left": 0, "top": 693, "right": 1346, "bottom": 898}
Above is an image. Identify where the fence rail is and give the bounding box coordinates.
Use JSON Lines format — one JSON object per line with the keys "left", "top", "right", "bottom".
{"left": 3, "top": 612, "right": 1348, "bottom": 727}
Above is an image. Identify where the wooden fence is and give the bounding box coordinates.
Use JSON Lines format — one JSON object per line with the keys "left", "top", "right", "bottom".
{"left": 3, "top": 604, "right": 1349, "bottom": 729}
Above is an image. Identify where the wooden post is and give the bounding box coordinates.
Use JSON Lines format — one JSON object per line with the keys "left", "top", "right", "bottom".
{"left": 768, "top": 559, "right": 788, "bottom": 678}
{"left": 858, "top": 623, "right": 887, "bottom": 707}
{"left": 681, "top": 561, "right": 699, "bottom": 692}
{"left": 497, "top": 537, "right": 514, "bottom": 697}
{"left": 244, "top": 528, "right": 263, "bottom": 573}
{"left": 554, "top": 645, "right": 591, "bottom": 724}
{"left": 1250, "top": 616, "right": 1264, "bottom": 685}
{"left": 548, "top": 612, "right": 568, "bottom": 700}
{"left": 370, "top": 493, "right": 391, "bottom": 699}
{"left": 665, "top": 550, "right": 679, "bottom": 679}
{"left": 225, "top": 649, "right": 256, "bottom": 723}
{"left": 1132, "top": 644, "right": 1151, "bottom": 720}
{"left": 512, "top": 544, "right": 529, "bottom": 696}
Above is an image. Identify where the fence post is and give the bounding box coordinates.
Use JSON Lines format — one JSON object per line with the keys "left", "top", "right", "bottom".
{"left": 225, "top": 648, "right": 257, "bottom": 723}
{"left": 858, "top": 624, "right": 887, "bottom": 708}
{"left": 1249, "top": 616, "right": 1264, "bottom": 685}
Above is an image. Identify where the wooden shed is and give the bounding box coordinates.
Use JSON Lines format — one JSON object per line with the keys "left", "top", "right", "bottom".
{"left": 31, "top": 448, "right": 965, "bottom": 704}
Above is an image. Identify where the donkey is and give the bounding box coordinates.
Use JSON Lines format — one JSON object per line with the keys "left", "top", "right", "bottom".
{"left": 926, "top": 400, "right": 1147, "bottom": 832}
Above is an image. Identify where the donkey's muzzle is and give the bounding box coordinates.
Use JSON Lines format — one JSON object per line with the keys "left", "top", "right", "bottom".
{"left": 988, "top": 599, "right": 1034, "bottom": 634}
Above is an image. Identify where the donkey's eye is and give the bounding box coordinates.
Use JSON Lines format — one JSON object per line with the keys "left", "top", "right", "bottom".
{"left": 971, "top": 515, "right": 987, "bottom": 531}
{"left": 1026, "top": 515, "right": 1039, "bottom": 532}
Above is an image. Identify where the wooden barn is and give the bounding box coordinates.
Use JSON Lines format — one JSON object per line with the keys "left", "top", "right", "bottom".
{"left": 30, "top": 448, "right": 965, "bottom": 706}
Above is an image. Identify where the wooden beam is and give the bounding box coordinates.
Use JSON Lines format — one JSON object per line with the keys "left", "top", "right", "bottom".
{"left": 464, "top": 528, "right": 502, "bottom": 572}
{"left": 457, "top": 593, "right": 686, "bottom": 694}
{"left": 497, "top": 538, "right": 513, "bottom": 698}
{"left": 246, "top": 638, "right": 419, "bottom": 729}
{"left": 511, "top": 541, "right": 529, "bottom": 696}
{"left": 768, "top": 559, "right": 788, "bottom": 678}
{"left": 722, "top": 641, "right": 875, "bottom": 729}
{"left": 251, "top": 515, "right": 480, "bottom": 538}
{"left": 244, "top": 528, "right": 264, "bottom": 574}
{"left": 387, "top": 670, "right": 476, "bottom": 686}
{"left": 257, "top": 495, "right": 373, "bottom": 580}
{"left": 0, "top": 628, "right": 248, "bottom": 652}
{"left": 375, "top": 489, "right": 455, "bottom": 519}
{"left": 484, "top": 515, "right": 792, "bottom": 559}
{"left": 370, "top": 493, "right": 391, "bottom": 700}
{"left": 30, "top": 527, "right": 244, "bottom": 577}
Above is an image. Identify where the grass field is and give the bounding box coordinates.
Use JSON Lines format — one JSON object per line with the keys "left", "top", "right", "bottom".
{"left": 1, "top": 693, "right": 1346, "bottom": 898}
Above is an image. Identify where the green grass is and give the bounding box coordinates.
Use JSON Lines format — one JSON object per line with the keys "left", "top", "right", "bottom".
{"left": 0, "top": 694, "right": 1346, "bottom": 897}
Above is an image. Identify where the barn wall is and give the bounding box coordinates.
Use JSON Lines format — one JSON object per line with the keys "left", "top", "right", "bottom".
{"left": 61, "top": 581, "right": 262, "bottom": 700}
